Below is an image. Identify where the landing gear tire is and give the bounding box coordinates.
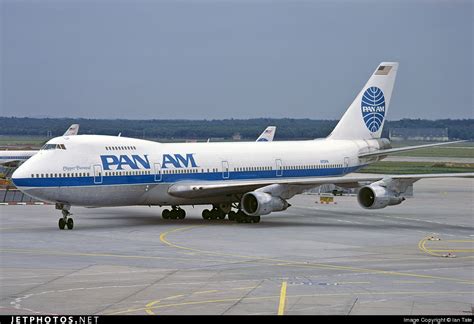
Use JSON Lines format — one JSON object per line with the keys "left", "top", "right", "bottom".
{"left": 235, "top": 212, "right": 260, "bottom": 224}
{"left": 58, "top": 218, "right": 66, "bottom": 230}
{"left": 177, "top": 208, "right": 186, "bottom": 220}
{"left": 162, "top": 209, "right": 171, "bottom": 219}
{"left": 209, "top": 210, "right": 218, "bottom": 220}
{"left": 217, "top": 210, "right": 226, "bottom": 220}
{"left": 250, "top": 216, "right": 260, "bottom": 223}
{"left": 66, "top": 218, "right": 74, "bottom": 230}
{"left": 228, "top": 211, "right": 237, "bottom": 221}
{"left": 202, "top": 209, "right": 210, "bottom": 220}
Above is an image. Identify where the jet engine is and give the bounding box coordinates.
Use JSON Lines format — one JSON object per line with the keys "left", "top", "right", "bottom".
{"left": 357, "top": 184, "right": 405, "bottom": 209}
{"left": 241, "top": 191, "right": 290, "bottom": 216}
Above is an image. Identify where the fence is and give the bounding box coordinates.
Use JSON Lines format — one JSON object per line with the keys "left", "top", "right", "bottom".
{"left": 0, "top": 188, "right": 47, "bottom": 204}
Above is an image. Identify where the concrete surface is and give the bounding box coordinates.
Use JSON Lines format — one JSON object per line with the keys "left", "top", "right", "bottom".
{"left": 0, "top": 177, "right": 473, "bottom": 315}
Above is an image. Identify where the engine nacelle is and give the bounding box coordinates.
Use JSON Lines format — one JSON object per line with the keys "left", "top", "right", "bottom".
{"left": 241, "top": 192, "right": 290, "bottom": 216}
{"left": 357, "top": 185, "right": 405, "bottom": 209}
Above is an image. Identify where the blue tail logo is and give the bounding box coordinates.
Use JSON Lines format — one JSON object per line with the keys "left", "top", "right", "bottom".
{"left": 361, "top": 87, "right": 385, "bottom": 132}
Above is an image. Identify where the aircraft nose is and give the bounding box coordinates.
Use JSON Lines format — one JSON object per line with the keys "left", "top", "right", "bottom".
{"left": 11, "top": 168, "right": 21, "bottom": 187}
{"left": 11, "top": 164, "right": 27, "bottom": 187}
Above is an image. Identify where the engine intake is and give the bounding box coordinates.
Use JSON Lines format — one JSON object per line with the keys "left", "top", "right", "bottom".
{"left": 241, "top": 192, "right": 289, "bottom": 216}
{"left": 357, "top": 185, "right": 405, "bottom": 209}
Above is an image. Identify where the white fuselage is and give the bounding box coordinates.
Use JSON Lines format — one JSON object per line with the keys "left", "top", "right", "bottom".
{"left": 11, "top": 135, "right": 387, "bottom": 206}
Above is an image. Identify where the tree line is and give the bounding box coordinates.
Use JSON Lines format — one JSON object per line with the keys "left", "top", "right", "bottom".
{"left": 0, "top": 117, "right": 472, "bottom": 140}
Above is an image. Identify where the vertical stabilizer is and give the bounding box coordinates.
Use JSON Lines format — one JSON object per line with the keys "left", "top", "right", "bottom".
{"left": 63, "top": 124, "right": 80, "bottom": 136}
{"left": 256, "top": 126, "right": 276, "bottom": 142}
{"left": 328, "top": 62, "right": 398, "bottom": 140}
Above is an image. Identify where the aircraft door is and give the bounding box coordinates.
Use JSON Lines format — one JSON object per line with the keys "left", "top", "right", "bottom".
{"left": 154, "top": 163, "right": 162, "bottom": 182}
{"left": 93, "top": 165, "right": 103, "bottom": 184}
{"left": 222, "top": 161, "right": 229, "bottom": 179}
{"left": 343, "top": 157, "right": 350, "bottom": 174}
{"left": 275, "top": 159, "right": 283, "bottom": 177}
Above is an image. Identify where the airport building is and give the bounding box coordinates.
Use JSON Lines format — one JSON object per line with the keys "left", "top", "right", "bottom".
{"left": 389, "top": 127, "right": 449, "bottom": 141}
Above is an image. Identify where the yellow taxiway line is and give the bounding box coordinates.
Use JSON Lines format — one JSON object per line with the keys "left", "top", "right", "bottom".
{"left": 277, "top": 281, "right": 288, "bottom": 315}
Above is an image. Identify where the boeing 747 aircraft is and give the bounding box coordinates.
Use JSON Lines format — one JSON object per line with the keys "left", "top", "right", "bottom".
{"left": 11, "top": 63, "right": 473, "bottom": 229}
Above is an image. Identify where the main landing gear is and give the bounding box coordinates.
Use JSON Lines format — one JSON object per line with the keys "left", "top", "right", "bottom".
{"left": 160, "top": 204, "right": 261, "bottom": 223}
{"left": 231, "top": 211, "right": 260, "bottom": 224}
{"left": 162, "top": 206, "right": 186, "bottom": 220}
{"left": 56, "top": 203, "right": 74, "bottom": 230}
{"left": 201, "top": 207, "right": 226, "bottom": 220}
{"left": 202, "top": 204, "right": 261, "bottom": 223}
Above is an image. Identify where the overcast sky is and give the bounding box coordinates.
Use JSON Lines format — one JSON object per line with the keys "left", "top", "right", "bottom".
{"left": 1, "top": 0, "right": 472, "bottom": 120}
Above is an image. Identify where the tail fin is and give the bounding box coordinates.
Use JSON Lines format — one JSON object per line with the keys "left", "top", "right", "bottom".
{"left": 328, "top": 62, "right": 398, "bottom": 140}
{"left": 256, "top": 126, "right": 276, "bottom": 142}
{"left": 63, "top": 124, "right": 80, "bottom": 136}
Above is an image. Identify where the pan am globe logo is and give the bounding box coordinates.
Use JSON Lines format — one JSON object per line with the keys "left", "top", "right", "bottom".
{"left": 361, "top": 87, "right": 385, "bottom": 132}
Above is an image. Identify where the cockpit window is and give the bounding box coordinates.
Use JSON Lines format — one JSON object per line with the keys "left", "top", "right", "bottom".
{"left": 41, "top": 144, "right": 67, "bottom": 150}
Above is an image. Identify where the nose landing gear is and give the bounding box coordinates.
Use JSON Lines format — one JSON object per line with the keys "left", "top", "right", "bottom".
{"left": 56, "top": 203, "right": 74, "bottom": 230}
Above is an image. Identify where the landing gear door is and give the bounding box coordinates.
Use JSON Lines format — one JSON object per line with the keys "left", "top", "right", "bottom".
{"left": 154, "top": 163, "right": 162, "bottom": 182}
{"left": 222, "top": 161, "right": 229, "bottom": 179}
{"left": 275, "top": 159, "right": 283, "bottom": 177}
{"left": 93, "top": 165, "right": 103, "bottom": 184}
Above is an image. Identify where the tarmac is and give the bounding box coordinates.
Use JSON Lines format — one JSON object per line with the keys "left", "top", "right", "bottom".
{"left": 0, "top": 177, "right": 473, "bottom": 315}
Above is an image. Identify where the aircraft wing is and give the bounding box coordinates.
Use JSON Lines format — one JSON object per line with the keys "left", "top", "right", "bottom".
{"left": 358, "top": 140, "right": 466, "bottom": 158}
{"left": 167, "top": 172, "right": 474, "bottom": 199}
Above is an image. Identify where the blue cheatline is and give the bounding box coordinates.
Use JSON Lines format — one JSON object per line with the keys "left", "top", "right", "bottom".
{"left": 12, "top": 165, "right": 364, "bottom": 188}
